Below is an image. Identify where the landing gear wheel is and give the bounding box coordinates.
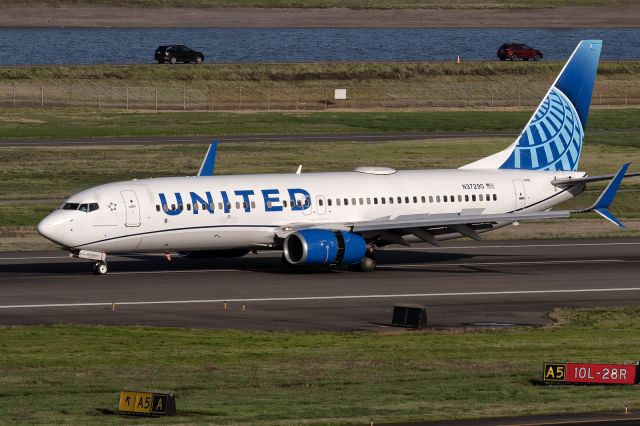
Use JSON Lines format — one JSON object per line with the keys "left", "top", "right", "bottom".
{"left": 352, "top": 256, "right": 376, "bottom": 272}
{"left": 93, "top": 261, "right": 108, "bottom": 275}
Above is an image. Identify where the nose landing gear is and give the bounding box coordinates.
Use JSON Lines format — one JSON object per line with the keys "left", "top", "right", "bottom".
{"left": 69, "top": 249, "right": 109, "bottom": 275}
{"left": 93, "top": 261, "right": 108, "bottom": 275}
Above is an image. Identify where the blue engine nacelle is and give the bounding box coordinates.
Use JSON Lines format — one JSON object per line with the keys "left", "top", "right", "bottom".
{"left": 283, "top": 229, "right": 367, "bottom": 266}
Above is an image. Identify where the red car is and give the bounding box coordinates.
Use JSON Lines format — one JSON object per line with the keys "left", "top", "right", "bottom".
{"left": 497, "top": 43, "right": 543, "bottom": 61}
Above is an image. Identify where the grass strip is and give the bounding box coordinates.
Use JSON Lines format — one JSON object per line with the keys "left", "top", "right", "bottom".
{"left": 1, "top": 308, "right": 640, "bottom": 424}
{"left": 0, "top": 109, "right": 639, "bottom": 140}
{"left": 2, "top": 61, "right": 639, "bottom": 84}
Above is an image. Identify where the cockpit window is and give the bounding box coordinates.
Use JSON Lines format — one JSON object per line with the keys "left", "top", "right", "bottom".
{"left": 61, "top": 202, "right": 99, "bottom": 212}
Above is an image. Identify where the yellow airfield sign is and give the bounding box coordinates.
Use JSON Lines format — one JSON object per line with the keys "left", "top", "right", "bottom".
{"left": 118, "top": 390, "right": 176, "bottom": 416}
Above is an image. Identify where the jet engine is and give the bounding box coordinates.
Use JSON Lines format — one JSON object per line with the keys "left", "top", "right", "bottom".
{"left": 283, "top": 229, "right": 366, "bottom": 266}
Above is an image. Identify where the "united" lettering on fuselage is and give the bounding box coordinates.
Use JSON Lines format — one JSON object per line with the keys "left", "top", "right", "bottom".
{"left": 158, "top": 188, "right": 312, "bottom": 215}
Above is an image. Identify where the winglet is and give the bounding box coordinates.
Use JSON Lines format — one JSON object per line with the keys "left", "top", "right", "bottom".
{"left": 197, "top": 141, "right": 218, "bottom": 176}
{"left": 578, "top": 162, "right": 630, "bottom": 228}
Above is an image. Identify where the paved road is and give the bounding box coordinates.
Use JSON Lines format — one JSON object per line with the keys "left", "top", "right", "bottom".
{"left": 1, "top": 238, "right": 639, "bottom": 330}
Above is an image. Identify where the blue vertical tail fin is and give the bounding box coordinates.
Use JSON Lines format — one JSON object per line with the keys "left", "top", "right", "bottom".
{"left": 462, "top": 40, "right": 602, "bottom": 171}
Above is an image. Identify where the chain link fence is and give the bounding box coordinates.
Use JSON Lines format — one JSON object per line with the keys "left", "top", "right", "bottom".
{"left": 0, "top": 80, "right": 638, "bottom": 110}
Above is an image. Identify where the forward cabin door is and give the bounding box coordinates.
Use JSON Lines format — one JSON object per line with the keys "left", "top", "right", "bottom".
{"left": 121, "top": 190, "right": 141, "bottom": 227}
{"left": 512, "top": 180, "right": 526, "bottom": 211}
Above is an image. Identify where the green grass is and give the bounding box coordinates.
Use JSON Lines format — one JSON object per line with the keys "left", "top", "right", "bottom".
{"left": 5, "top": 0, "right": 633, "bottom": 9}
{"left": 0, "top": 109, "right": 639, "bottom": 140}
{"left": 3, "top": 62, "right": 640, "bottom": 84}
{"left": 1, "top": 308, "right": 640, "bottom": 424}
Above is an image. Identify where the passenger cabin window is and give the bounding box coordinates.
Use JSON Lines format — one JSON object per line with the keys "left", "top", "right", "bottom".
{"left": 156, "top": 205, "right": 160, "bottom": 212}
{"left": 472, "top": 195, "right": 476, "bottom": 202}
{"left": 479, "top": 194, "right": 484, "bottom": 202}
{"left": 443, "top": 195, "right": 448, "bottom": 202}
{"left": 187, "top": 204, "right": 191, "bottom": 211}
{"left": 344, "top": 198, "right": 349, "bottom": 206}
{"left": 283, "top": 200, "right": 288, "bottom": 208}
{"left": 336, "top": 199, "right": 341, "bottom": 206}
{"left": 359, "top": 198, "right": 364, "bottom": 205}
{"left": 397, "top": 196, "right": 402, "bottom": 204}
{"left": 429, "top": 196, "right": 433, "bottom": 203}
{"left": 328, "top": 199, "right": 333, "bottom": 206}
{"left": 493, "top": 194, "right": 497, "bottom": 201}
{"left": 457, "top": 195, "right": 462, "bottom": 202}
{"left": 319, "top": 199, "right": 324, "bottom": 206}
{"left": 389, "top": 197, "right": 393, "bottom": 204}
{"left": 421, "top": 196, "right": 426, "bottom": 203}
{"left": 465, "top": 195, "right": 469, "bottom": 202}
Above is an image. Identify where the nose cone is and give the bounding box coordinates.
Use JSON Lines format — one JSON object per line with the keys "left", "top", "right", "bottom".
{"left": 37, "top": 210, "right": 68, "bottom": 246}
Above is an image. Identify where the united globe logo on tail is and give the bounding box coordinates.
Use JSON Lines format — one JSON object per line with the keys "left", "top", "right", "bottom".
{"left": 500, "top": 87, "right": 584, "bottom": 171}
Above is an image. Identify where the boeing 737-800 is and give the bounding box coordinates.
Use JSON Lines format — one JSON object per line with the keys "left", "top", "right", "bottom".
{"left": 38, "top": 40, "right": 637, "bottom": 274}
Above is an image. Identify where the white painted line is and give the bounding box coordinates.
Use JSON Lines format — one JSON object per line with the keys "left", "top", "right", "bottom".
{"left": 0, "top": 256, "right": 69, "bottom": 261}
{"left": 385, "top": 241, "right": 640, "bottom": 251}
{"left": 2, "top": 287, "right": 640, "bottom": 310}
{"left": 380, "top": 259, "right": 627, "bottom": 268}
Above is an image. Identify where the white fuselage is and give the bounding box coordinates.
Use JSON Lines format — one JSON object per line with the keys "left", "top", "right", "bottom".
{"left": 38, "top": 167, "right": 585, "bottom": 253}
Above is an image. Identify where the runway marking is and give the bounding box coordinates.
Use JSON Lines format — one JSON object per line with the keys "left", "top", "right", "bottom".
{"left": 380, "top": 259, "right": 626, "bottom": 268}
{"left": 0, "top": 256, "right": 69, "bottom": 261}
{"left": 2, "top": 287, "right": 640, "bottom": 310}
{"left": 386, "top": 241, "right": 640, "bottom": 251}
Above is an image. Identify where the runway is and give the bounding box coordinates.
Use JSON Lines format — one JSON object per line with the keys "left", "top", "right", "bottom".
{"left": 1, "top": 237, "right": 640, "bottom": 330}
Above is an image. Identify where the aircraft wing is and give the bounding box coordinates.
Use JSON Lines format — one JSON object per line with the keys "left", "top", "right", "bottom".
{"left": 351, "top": 210, "right": 568, "bottom": 232}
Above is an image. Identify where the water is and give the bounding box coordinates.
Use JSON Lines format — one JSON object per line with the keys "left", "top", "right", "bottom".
{"left": 0, "top": 27, "right": 639, "bottom": 65}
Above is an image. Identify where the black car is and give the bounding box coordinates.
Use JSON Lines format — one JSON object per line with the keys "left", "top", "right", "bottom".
{"left": 155, "top": 45, "right": 204, "bottom": 64}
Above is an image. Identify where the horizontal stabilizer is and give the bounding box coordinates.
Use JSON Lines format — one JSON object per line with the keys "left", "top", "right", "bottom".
{"left": 573, "top": 162, "right": 630, "bottom": 228}
{"left": 552, "top": 170, "right": 640, "bottom": 186}
{"left": 197, "top": 140, "right": 219, "bottom": 176}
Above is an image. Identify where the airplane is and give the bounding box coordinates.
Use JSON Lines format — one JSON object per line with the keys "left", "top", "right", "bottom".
{"left": 38, "top": 40, "right": 638, "bottom": 275}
